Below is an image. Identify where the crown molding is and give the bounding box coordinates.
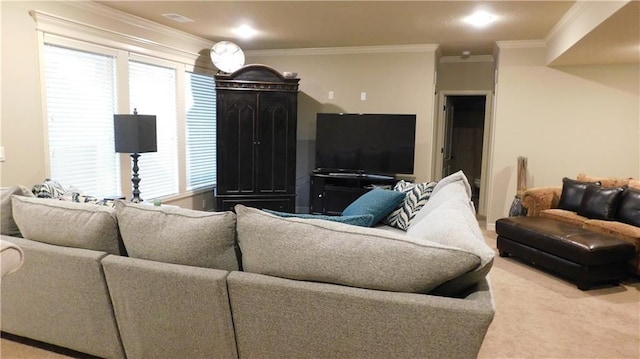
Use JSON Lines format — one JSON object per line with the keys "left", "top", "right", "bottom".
{"left": 246, "top": 44, "right": 439, "bottom": 57}
{"left": 67, "top": 1, "right": 214, "bottom": 49}
{"left": 495, "top": 40, "right": 546, "bottom": 49}
{"left": 545, "top": 1, "right": 591, "bottom": 43}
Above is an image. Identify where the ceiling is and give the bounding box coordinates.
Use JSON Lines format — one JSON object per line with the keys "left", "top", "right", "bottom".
{"left": 96, "top": 1, "right": 639, "bottom": 65}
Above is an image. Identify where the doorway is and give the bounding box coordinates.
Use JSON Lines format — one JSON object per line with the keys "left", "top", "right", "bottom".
{"left": 434, "top": 91, "right": 492, "bottom": 215}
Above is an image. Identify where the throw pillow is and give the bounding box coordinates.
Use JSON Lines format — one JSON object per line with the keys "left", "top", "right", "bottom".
{"left": 235, "top": 205, "right": 481, "bottom": 294}
{"left": 577, "top": 184, "right": 625, "bottom": 220}
{"left": 263, "top": 209, "right": 374, "bottom": 227}
{"left": 31, "top": 178, "right": 67, "bottom": 199}
{"left": 11, "top": 195, "right": 121, "bottom": 254}
{"left": 1, "top": 185, "right": 34, "bottom": 236}
{"left": 616, "top": 187, "right": 640, "bottom": 227}
{"left": 383, "top": 180, "right": 436, "bottom": 230}
{"left": 342, "top": 188, "right": 405, "bottom": 225}
{"left": 116, "top": 202, "right": 239, "bottom": 270}
{"left": 557, "top": 177, "right": 601, "bottom": 212}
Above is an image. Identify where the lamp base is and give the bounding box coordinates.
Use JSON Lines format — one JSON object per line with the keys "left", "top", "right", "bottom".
{"left": 131, "top": 153, "right": 142, "bottom": 203}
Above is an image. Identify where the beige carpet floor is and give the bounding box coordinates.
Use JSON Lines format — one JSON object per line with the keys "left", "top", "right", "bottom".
{"left": 2, "top": 227, "right": 639, "bottom": 358}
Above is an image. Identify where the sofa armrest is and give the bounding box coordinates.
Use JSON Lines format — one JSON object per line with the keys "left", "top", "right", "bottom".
{"left": 521, "top": 186, "right": 562, "bottom": 217}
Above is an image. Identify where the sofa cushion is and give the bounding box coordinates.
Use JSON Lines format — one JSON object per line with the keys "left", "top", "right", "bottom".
{"left": 383, "top": 180, "right": 436, "bottom": 230}
{"left": 116, "top": 202, "right": 238, "bottom": 270}
{"left": 263, "top": 209, "right": 374, "bottom": 227}
{"left": 235, "top": 205, "right": 481, "bottom": 294}
{"left": 540, "top": 209, "right": 589, "bottom": 227}
{"left": 558, "top": 177, "right": 601, "bottom": 212}
{"left": 577, "top": 184, "right": 625, "bottom": 220}
{"left": 616, "top": 187, "right": 640, "bottom": 227}
{"left": 1, "top": 186, "right": 34, "bottom": 236}
{"left": 629, "top": 179, "right": 640, "bottom": 190}
{"left": 431, "top": 170, "right": 473, "bottom": 198}
{"left": 11, "top": 196, "right": 120, "bottom": 254}
{"left": 342, "top": 188, "right": 405, "bottom": 225}
{"left": 408, "top": 177, "right": 472, "bottom": 231}
{"left": 406, "top": 192, "right": 494, "bottom": 295}
{"left": 583, "top": 220, "right": 640, "bottom": 249}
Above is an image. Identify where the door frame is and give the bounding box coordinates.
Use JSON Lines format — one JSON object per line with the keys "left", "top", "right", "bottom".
{"left": 432, "top": 90, "right": 493, "bottom": 216}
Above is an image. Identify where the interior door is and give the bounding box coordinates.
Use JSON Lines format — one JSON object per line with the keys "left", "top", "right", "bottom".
{"left": 442, "top": 96, "right": 455, "bottom": 177}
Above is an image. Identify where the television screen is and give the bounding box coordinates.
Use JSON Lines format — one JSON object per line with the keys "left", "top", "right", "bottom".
{"left": 315, "top": 113, "right": 416, "bottom": 175}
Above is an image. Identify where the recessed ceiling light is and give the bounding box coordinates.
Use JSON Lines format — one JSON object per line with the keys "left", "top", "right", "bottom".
{"left": 463, "top": 11, "right": 496, "bottom": 28}
{"left": 162, "top": 13, "right": 194, "bottom": 23}
{"left": 233, "top": 24, "right": 258, "bottom": 39}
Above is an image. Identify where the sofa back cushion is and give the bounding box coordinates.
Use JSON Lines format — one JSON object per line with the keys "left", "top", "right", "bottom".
{"left": 116, "top": 202, "right": 239, "bottom": 270}
{"left": 577, "top": 173, "right": 632, "bottom": 188}
{"left": 406, "top": 192, "right": 495, "bottom": 295}
{"left": 616, "top": 187, "right": 640, "bottom": 227}
{"left": 1, "top": 186, "right": 34, "bottom": 236}
{"left": 577, "top": 184, "right": 625, "bottom": 220}
{"left": 12, "top": 196, "right": 120, "bottom": 254}
{"left": 235, "top": 205, "right": 481, "bottom": 294}
{"left": 558, "top": 177, "right": 600, "bottom": 212}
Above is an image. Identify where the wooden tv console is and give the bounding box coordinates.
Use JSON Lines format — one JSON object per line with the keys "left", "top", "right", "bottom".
{"left": 309, "top": 173, "right": 396, "bottom": 215}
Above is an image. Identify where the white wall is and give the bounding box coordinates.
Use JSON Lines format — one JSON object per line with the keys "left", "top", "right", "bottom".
{"left": 487, "top": 43, "right": 640, "bottom": 225}
{"left": 437, "top": 57, "right": 495, "bottom": 92}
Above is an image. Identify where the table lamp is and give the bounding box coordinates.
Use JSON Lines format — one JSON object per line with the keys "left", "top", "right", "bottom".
{"left": 114, "top": 109, "right": 157, "bottom": 203}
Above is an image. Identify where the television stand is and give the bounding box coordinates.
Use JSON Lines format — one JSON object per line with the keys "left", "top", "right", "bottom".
{"left": 309, "top": 173, "right": 397, "bottom": 215}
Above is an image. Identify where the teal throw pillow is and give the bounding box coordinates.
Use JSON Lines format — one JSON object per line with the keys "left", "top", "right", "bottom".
{"left": 342, "top": 188, "right": 406, "bottom": 225}
{"left": 263, "top": 209, "right": 374, "bottom": 227}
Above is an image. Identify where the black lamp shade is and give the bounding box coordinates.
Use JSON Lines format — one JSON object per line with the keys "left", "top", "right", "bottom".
{"left": 114, "top": 114, "right": 158, "bottom": 153}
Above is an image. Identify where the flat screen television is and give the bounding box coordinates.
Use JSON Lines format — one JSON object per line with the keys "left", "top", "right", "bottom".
{"left": 315, "top": 113, "right": 416, "bottom": 175}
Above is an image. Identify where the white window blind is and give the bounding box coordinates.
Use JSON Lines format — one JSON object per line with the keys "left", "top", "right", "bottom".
{"left": 129, "top": 60, "right": 179, "bottom": 200}
{"left": 43, "top": 44, "right": 120, "bottom": 198}
{"left": 185, "top": 72, "right": 216, "bottom": 190}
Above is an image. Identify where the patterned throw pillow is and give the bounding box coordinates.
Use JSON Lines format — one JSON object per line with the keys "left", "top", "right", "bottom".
{"left": 383, "top": 180, "right": 437, "bottom": 230}
{"left": 31, "top": 178, "right": 67, "bottom": 199}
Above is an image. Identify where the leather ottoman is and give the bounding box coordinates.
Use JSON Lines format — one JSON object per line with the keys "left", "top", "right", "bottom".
{"left": 496, "top": 216, "right": 635, "bottom": 290}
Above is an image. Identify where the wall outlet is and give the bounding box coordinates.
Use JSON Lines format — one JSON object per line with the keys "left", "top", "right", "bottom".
{"left": 360, "top": 92, "right": 367, "bottom": 101}
{"left": 0, "top": 146, "right": 5, "bottom": 162}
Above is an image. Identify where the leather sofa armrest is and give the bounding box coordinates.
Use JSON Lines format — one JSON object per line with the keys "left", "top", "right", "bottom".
{"left": 521, "top": 186, "right": 562, "bottom": 217}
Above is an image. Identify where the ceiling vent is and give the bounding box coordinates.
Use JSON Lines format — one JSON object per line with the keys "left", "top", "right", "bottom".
{"left": 162, "top": 13, "right": 194, "bottom": 23}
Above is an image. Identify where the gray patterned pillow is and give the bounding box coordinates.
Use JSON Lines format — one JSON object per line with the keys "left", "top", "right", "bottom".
{"left": 383, "top": 180, "right": 436, "bottom": 230}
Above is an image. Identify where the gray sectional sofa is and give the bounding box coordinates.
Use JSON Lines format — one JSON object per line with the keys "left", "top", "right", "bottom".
{"left": 1, "top": 171, "right": 495, "bottom": 359}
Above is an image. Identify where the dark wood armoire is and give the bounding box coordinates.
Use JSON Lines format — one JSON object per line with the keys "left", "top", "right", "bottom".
{"left": 214, "top": 65, "right": 299, "bottom": 212}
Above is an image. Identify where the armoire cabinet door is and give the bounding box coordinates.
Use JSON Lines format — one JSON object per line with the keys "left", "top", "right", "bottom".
{"left": 256, "top": 92, "right": 297, "bottom": 194}
{"left": 217, "top": 91, "right": 257, "bottom": 194}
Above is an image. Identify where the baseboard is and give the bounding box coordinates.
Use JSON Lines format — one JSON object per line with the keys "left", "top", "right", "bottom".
{"left": 486, "top": 222, "right": 496, "bottom": 231}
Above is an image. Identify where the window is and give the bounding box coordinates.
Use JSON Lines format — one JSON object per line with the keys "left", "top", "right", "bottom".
{"left": 42, "top": 35, "right": 216, "bottom": 202}
{"left": 185, "top": 72, "right": 216, "bottom": 190}
{"left": 129, "top": 60, "right": 179, "bottom": 200}
{"left": 43, "top": 44, "right": 120, "bottom": 198}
